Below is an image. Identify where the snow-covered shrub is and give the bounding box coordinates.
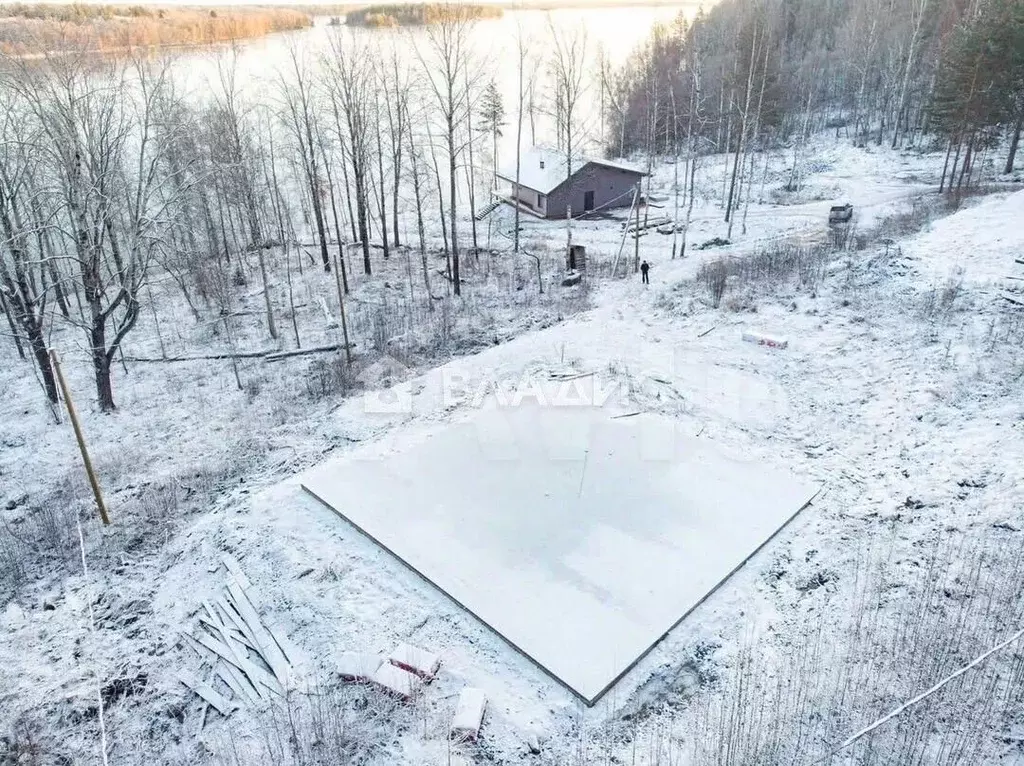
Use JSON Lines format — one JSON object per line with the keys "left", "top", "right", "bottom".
{"left": 212, "top": 682, "right": 413, "bottom": 765}
{"left": 0, "top": 481, "right": 80, "bottom": 604}
{"left": 696, "top": 244, "right": 833, "bottom": 308}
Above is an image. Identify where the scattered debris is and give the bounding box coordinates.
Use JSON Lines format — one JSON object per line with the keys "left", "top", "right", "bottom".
{"left": 698, "top": 237, "right": 731, "bottom": 250}
{"left": 179, "top": 559, "right": 294, "bottom": 721}
{"left": 450, "top": 687, "right": 487, "bottom": 742}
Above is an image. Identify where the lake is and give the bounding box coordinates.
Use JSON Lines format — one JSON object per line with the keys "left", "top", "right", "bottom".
{"left": 174, "top": 4, "right": 699, "bottom": 168}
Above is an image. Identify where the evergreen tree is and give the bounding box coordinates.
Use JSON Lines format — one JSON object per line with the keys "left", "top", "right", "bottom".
{"left": 478, "top": 79, "right": 505, "bottom": 183}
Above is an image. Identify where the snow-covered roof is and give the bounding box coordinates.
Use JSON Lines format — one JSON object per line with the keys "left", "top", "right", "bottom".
{"left": 497, "top": 147, "right": 645, "bottom": 194}
{"left": 588, "top": 157, "right": 646, "bottom": 175}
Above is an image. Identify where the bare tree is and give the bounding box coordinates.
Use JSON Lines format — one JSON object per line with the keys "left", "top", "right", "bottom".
{"left": 277, "top": 43, "right": 332, "bottom": 273}
{"left": 11, "top": 51, "right": 187, "bottom": 410}
{"left": 325, "top": 30, "right": 375, "bottom": 276}
{"left": 416, "top": 3, "right": 479, "bottom": 296}
{"left": 0, "top": 104, "right": 58, "bottom": 405}
{"left": 211, "top": 50, "right": 277, "bottom": 340}
{"left": 547, "top": 21, "right": 588, "bottom": 256}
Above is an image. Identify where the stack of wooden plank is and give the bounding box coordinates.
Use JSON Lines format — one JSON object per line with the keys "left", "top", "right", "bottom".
{"left": 179, "top": 555, "right": 294, "bottom": 722}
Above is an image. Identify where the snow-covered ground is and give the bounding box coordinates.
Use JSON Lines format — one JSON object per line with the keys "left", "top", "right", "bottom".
{"left": 2, "top": 135, "right": 1023, "bottom": 764}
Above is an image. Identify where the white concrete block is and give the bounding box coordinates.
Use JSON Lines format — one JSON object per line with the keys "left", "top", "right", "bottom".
{"left": 372, "top": 663, "right": 423, "bottom": 701}
{"left": 338, "top": 652, "right": 382, "bottom": 683}
{"left": 389, "top": 643, "right": 441, "bottom": 680}
{"left": 450, "top": 687, "right": 487, "bottom": 741}
{"left": 742, "top": 330, "right": 789, "bottom": 349}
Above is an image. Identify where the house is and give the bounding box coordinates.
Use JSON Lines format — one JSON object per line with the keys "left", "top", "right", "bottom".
{"left": 496, "top": 147, "right": 646, "bottom": 219}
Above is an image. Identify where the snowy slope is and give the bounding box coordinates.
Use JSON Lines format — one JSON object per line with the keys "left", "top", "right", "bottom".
{"left": 902, "top": 189, "right": 1024, "bottom": 284}
{"left": 2, "top": 137, "right": 1023, "bottom": 765}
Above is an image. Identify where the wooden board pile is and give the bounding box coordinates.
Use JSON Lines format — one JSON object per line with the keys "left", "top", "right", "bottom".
{"left": 179, "top": 555, "right": 294, "bottom": 722}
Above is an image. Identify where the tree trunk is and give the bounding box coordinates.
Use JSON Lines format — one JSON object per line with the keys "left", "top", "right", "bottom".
{"left": 91, "top": 322, "right": 115, "bottom": 412}
{"left": 1006, "top": 117, "right": 1022, "bottom": 174}
{"left": 939, "top": 138, "right": 954, "bottom": 193}
{"left": 0, "top": 289, "right": 25, "bottom": 360}
{"left": 448, "top": 114, "right": 461, "bottom": 296}
{"left": 406, "top": 112, "right": 433, "bottom": 310}
{"left": 373, "top": 93, "right": 390, "bottom": 260}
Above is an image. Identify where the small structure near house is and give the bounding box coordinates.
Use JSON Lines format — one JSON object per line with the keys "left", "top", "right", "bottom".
{"left": 829, "top": 203, "right": 854, "bottom": 224}
{"left": 497, "top": 147, "right": 646, "bottom": 219}
{"left": 567, "top": 244, "right": 586, "bottom": 272}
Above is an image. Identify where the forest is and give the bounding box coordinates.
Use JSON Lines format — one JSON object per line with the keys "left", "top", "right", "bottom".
{"left": 344, "top": 3, "right": 503, "bottom": 27}
{"left": 0, "top": 4, "right": 312, "bottom": 53}
{"left": 604, "top": 0, "right": 1024, "bottom": 228}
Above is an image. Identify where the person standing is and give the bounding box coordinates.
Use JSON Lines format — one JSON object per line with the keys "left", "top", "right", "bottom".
{"left": 640, "top": 260, "right": 650, "bottom": 285}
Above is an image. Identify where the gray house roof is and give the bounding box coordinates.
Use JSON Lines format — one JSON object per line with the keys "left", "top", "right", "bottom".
{"left": 497, "top": 147, "right": 646, "bottom": 194}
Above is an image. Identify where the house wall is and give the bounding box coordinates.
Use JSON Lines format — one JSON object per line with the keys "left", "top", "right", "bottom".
{"left": 511, "top": 183, "right": 547, "bottom": 216}
{"left": 544, "top": 164, "right": 641, "bottom": 219}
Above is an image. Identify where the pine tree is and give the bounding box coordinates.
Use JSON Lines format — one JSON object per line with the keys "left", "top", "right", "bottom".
{"left": 478, "top": 79, "right": 505, "bottom": 184}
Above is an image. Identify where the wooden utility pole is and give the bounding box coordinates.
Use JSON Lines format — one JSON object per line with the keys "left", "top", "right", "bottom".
{"left": 633, "top": 183, "right": 642, "bottom": 273}
{"left": 49, "top": 349, "right": 110, "bottom": 526}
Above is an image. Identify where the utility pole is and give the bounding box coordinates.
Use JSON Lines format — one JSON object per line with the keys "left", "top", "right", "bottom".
{"left": 633, "top": 183, "right": 642, "bottom": 273}
{"left": 50, "top": 349, "right": 110, "bottom": 526}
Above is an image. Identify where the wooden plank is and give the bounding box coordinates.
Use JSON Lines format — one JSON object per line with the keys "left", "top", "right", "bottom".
{"left": 179, "top": 674, "right": 236, "bottom": 716}
{"left": 1001, "top": 292, "right": 1024, "bottom": 307}
{"left": 213, "top": 598, "right": 251, "bottom": 638}
{"left": 226, "top": 582, "right": 291, "bottom": 685}
{"left": 214, "top": 660, "right": 262, "bottom": 707}
{"left": 548, "top": 370, "right": 595, "bottom": 381}
{"left": 264, "top": 622, "right": 299, "bottom": 667}
{"left": 188, "top": 631, "right": 283, "bottom": 697}
{"left": 203, "top": 620, "right": 266, "bottom": 701}
{"left": 199, "top": 617, "right": 255, "bottom": 652}
{"left": 221, "top": 554, "right": 252, "bottom": 591}
{"left": 213, "top": 599, "right": 265, "bottom": 662}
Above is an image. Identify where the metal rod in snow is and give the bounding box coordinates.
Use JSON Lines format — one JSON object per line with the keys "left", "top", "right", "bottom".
{"left": 577, "top": 449, "right": 589, "bottom": 498}
{"left": 76, "top": 516, "right": 110, "bottom": 766}
{"left": 811, "top": 626, "right": 1024, "bottom": 764}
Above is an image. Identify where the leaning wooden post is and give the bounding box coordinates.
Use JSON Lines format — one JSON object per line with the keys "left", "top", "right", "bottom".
{"left": 49, "top": 349, "right": 110, "bottom": 526}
